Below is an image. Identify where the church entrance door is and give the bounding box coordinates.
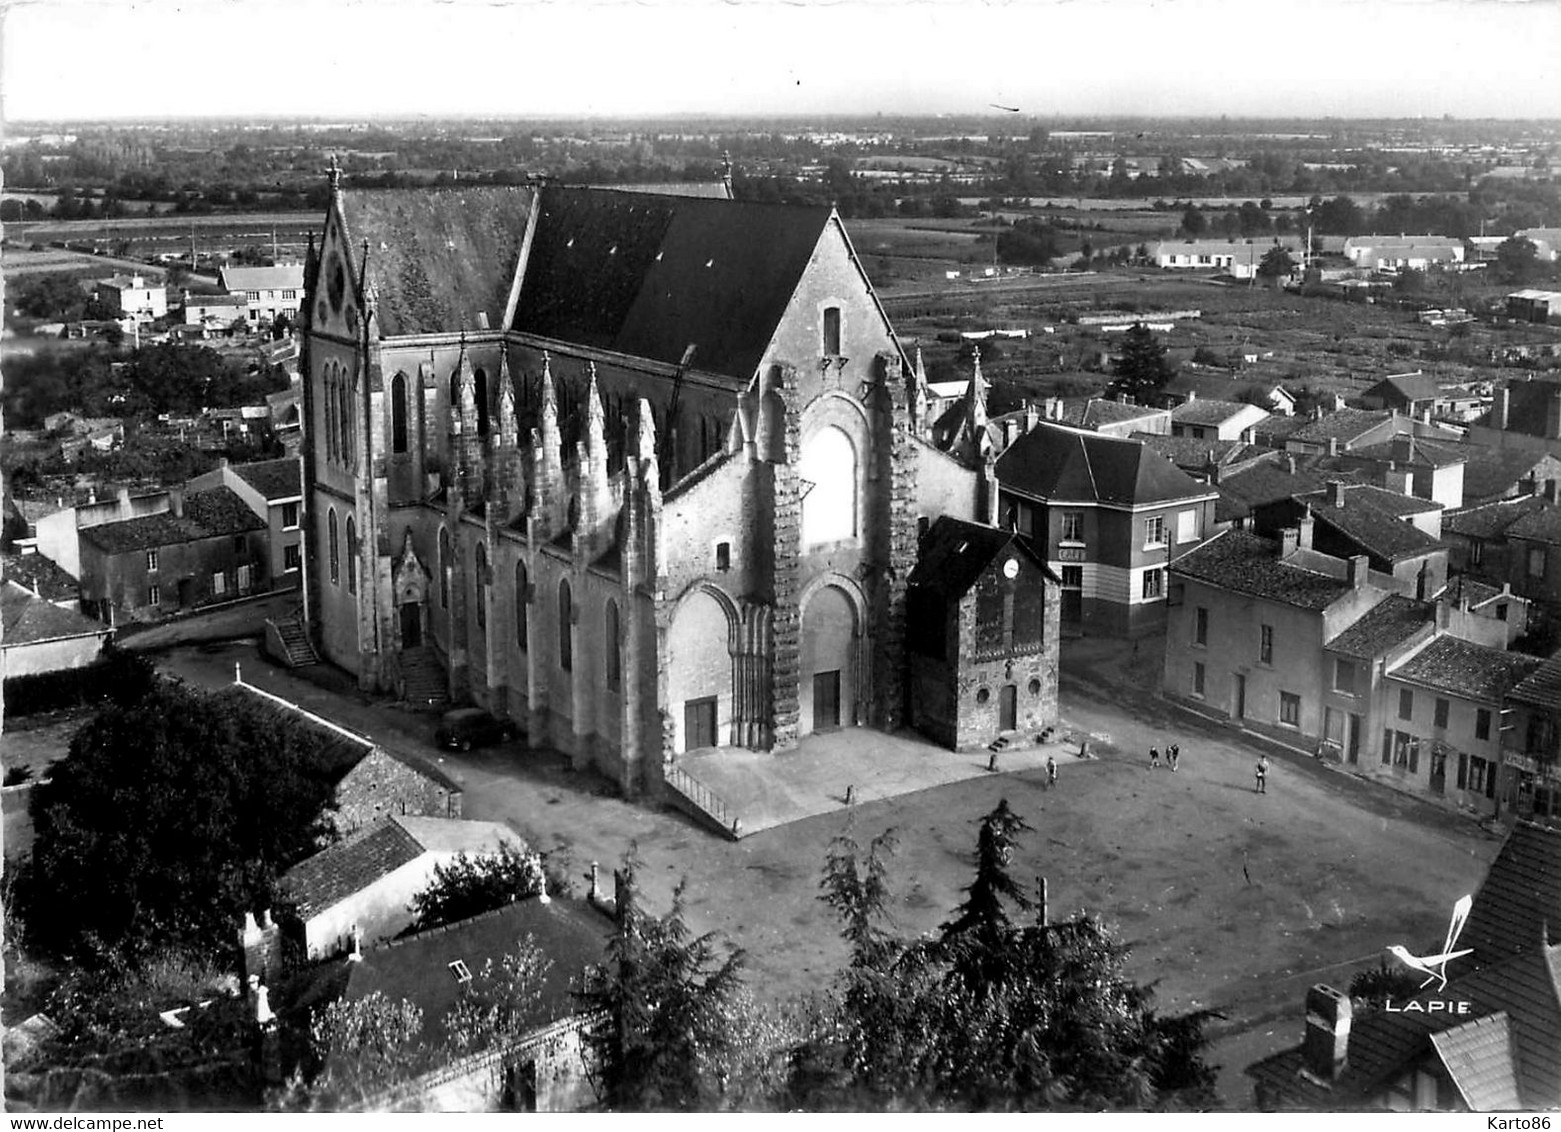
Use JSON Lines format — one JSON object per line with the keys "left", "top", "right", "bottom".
{"left": 685, "top": 697, "right": 718, "bottom": 751}
{"left": 999, "top": 684, "right": 1018, "bottom": 732}
{"left": 813, "top": 671, "right": 841, "bottom": 731}
{"left": 400, "top": 602, "right": 422, "bottom": 647}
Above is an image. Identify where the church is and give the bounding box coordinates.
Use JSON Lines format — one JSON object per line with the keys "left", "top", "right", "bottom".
{"left": 299, "top": 166, "right": 1055, "bottom": 799}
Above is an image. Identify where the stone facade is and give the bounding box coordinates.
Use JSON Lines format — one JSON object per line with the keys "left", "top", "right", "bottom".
{"left": 331, "top": 748, "right": 462, "bottom": 835}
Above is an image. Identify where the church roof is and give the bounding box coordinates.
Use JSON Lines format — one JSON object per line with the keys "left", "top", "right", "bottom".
{"left": 339, "top": 186, "right": 539, "bottom": 337}
{"left": 512, "top": 187, "right": 833, "bottom": 384}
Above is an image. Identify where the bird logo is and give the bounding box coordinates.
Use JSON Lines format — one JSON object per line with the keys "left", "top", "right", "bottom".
{"left": 1386, "top": 894, "right": 1473, "bottom": 993}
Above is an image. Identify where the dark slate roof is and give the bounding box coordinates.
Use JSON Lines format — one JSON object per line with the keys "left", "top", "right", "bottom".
{"left": 1505, "top": 505, "right": 1561, "bottom": 547}
{"left": 281, "top": 817, "right": 423, "bottom": 917}
{"left": 1059, "top": 397, "right": 1166, "bottom": 429}
{"left": 1365, "top": 372, "right": 1442, "bottom": 403}
{"left": 1, "top": 551, "right": 79, "bottom": 602}
{"left": 339, "top": 186, "right": 539, "bottom": 337}
{"left": 1130, "top": 432, "right": 1259, "bottom": 473}
{"left": 1445, "top": 496, "right": 1549, "bottom": 540}
{"left": 344, "top": 897, "right": 611, "bottom": 1039}
{"left": 1459, "top": 821, "right": 1561, "bottom": 974}
{"left": 0, "top": 581, "right": 109, "bottom": 646}
{"left": 512, "top": 187, "right": 832, "bottom": 384}
{"left": 78, "top": 487, "right": 264, "bottom": 554}
{"left": 1486, "top": 377, "right": 1561, "bottom": 439}
{"left": 1251, "top": 414, "right": 1311, "bottom": 444}
{"left": 1388, "top": 635, "right": 1540, "bottom": 701}
{"left": 1289, "top": 408, "right": 1393, "bottom": 444}
{"left": 1430, "top": 1012, "right": 1523, "bottom": 1111}
{"left": 1463, "top": 446, "right": 1559, "bottom": 503}
{"left": 996, "top": 422, "right": 1213, "bottom": 507}
{"left": 231, "top": 456, "right": 301, "bottom": 501}
{"left": 1217, "top": 460, "right": 1338, "bottom": 512}
{"left": 1326, "top": 595, "right": 1432, "bottom": 659}
{"left": 1170, "top": 529, "right": 1353, "bottom": 609}
{"left": 906, "top": 516, "right": 1052, "bottom": 600}
{"left": 1298, "top": 485, "right": 1445, "bottom": 562}
{"left": 1348, "top": 436, "right": 1467, "bottom": 469}
{"left": 1444, "top": 574, "right": 1505, "bottom": 608}
{"left": 1169, "top": 397, "right": 1265, "bottom": 427}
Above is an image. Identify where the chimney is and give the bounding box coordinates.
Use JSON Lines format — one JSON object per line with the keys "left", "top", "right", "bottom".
{"left": 1384, "top": 467, "right": 1411, "bottom": 496}
{"left": 1298, "top": 512, "right": 1315, "bottom": 550}
{"left": 1327, "top": 436, "right": 1341, "bottom": 456}
{"left": 1348, "top": 554, "right": 1369, "bottom": 589}
{"left": 1302, "top": 984, "right": 1353, "bottom": 1082}
{"left": 1186, "top": 390, "right": 1197, "bottom": 403}
{"left": 347, "top": 924, "right": 363, "bottom": 962}
{"left": 169, "top": 486, "right": 185, "bottom": 518}
{"left": 1285, "top": 454, "right": 1297, "bottom": 475}
{"left": 1327, "top": 480, "right": 1347, "bottom": 508}
{"left": 1025, "top": 401, "right": 1039, "bottom": 431}
{"left": 1281, "top": 527, "right": 1300, "bottom": 558}
{"left": 475, "top": 311, "right": 490, "bottom": 330}
{"left": 1391, "top": 434, "right": 1415, "bottom": 463}
{"left": 1494, "top": 385, "right": 1511, "bottom": 430}
{"left": 1437, "top": 599, "right": 1452, "bottom": 630}
{"left": 1547, "top": 388, "right": 1561, "bottom": 440}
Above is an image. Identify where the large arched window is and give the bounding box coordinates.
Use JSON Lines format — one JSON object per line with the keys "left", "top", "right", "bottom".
{"left": 450, "top": 370, "right": 460, "bottom": 418}
{"left": 800, "top": 425, "right": 857, "bottom": 545}
{"left": 345, "top": 515, "right": 357, "bottom": 595}
{"left": 338, "top": 380, "right": 351, "bottom": 468}
{"left": 515, "top": 560, "right": 529, "bottom": 649}
{"left": 559, "top": 579, "right": 573, "bottom": 672}
{"left": 438, "top": 527, "right": 450, "bottom": 608}
{"left": 328, "top": 509, "right": 340, "bottom": 585}
{"left": 474, "top": 368, "right": 490, "bottom": 437}
{"left": 474, "top": 543, "right": 487, "bottom": 629}
{"left": 605, "top": 599, "right": 621, "bottom": 692}
{"left": 391, "top": 373, "right": 408, "bottom": 453}
{"left": 324, "top": 370, "right": 337, "bottom": 463}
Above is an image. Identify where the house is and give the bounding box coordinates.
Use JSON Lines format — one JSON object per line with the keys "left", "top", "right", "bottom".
{"left": 1247, "top": 821, "right": 1561, "bottom": 1111}
{"left": 94, "top": 274, "right": 167, "bottom": 323}
{"left": 76, "top": 486, "right": 270, "bottom": 624}
{"left": 1499, "top": 502, "right": 1561, "bottom": 612}
{"left": 217, "top": 264, "right": 304, "bottom": 327}
{"left": 186, "top": 457, "right": 303, "bottom": 587}
{"left": 1168, "top": 396, "right": 1269, "bottom": 442}
{"left": 1054, "top": 396, "right": 1172, "bottom": 438}
{"left": 1440, "top": 575, "right": 1529, "bottom": 648}
{"left": 1359, "top": 372, "right": 1442, "bottom": 417}
{"left": 1334, "top": 434, "right": 1467, "bottom": 510}
{"left": 1342, "top": 235, "right": 1466, "bottom": 271}
{"left": 183, "top": 291, "right": 251, "bottom": 332}
{"left": 300, "top": 174, "right": 997, "bottom": 808}
{"left": 1283, "top": 409, "right": 1398, "bottom": 456}
{"left": 904, "top": 517, "right": 1060, "bottom": 750}
{"left": 276, "top": 815, "right": 525, "bottom": 960}
{"left": 1, "top": 549, "right": 81, "bottom": 607}
{"left": 1514, "top": 228, "right": 1561, "bottom": 261}
{"left": 995, "top": 422, "right": 1219, "bottom": 636}
{"left": 0, "top": 579, "right": 112, "bottom": 676}
{"left": 1505, "top": 288, "right": 1561, "bottom": 323}
{"left": 1442, "top": 495, "right": 1549, "bottom": 581}
{"left": 1151, "top": 237, "right": 1304, "bottom": 279}
{"left": 1499, "top": 654, "right": 1561, "bottom": 822}
{"left": 1459, "top": 446, "right": 1561, "bottom": 506}
{"left": 1163, "top": 372, "right": 1296, "bottom": 416}
{"left": 1130, "top": 432, "right": 1273, "bottom": 486}
{"left": 1465, "top": 375, "right": 1561, "bottom": 455}
{"left": 35, "top": 486, "right": 174, "bottom": 580}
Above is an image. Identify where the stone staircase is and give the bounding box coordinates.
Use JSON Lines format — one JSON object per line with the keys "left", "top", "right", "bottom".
{"left": 264, "top": 612, "right": 318, "bottom": 668}
{"left": 399, "top": 647, "right": 449, "bottom": 709}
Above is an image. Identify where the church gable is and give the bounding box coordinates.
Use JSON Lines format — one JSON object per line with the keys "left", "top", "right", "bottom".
{"left": 312, "top": 194, "right": 362, "bottom": 341}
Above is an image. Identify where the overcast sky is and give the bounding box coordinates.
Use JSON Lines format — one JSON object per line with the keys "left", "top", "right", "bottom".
{"left": 6, "top": 0, "right": 1561, "bottom": 122}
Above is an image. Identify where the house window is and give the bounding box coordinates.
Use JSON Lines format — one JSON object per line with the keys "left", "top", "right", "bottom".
{"left": 1334, "top": 659, "right": 1356, "bottom": 694}
{"left": 1279, "top": 691, "right": 1301, "bottom": 728}
{"left": 281, "top": 501, "right": 299, "bottom": 530}
{"left": 391, "top": 373, "right": 408, "bottom": 454}
{"left": 1061, "top": 511, "right": 1084, "bottom": 541}
{"left": 328, "top": 509, "right": 339, "bottom": 585}
{"left": 284, "top": 544, "right": 301, "bottom": 572}
{"left": 605, "top": 600, "right": 622, "bottom": 692}
{"left": 213, "top": 571, "right": 228, "bottom": 597}
{"left": 282, "top": 289, "right": 297, "bottom": 301}
{"left": 1469, "top": 756, "right": 1494, "bottom": 797}
{"left": 559, "top": 579, "right": 573, "bottom": 671}
{"left": 346, "top": 517, "right": 357, "bottom": 595}
{"left": 1177, "top": 509, "right": 1199, "bottom": 543}
{"left": 146, "top": 549, "right": 159, "bottom": 571}
{"left": 238, "top": 564, "right": 252, "bottom": 591}
{"left": 1476, "top": 708, "right": 1492, "bottom": 741}
{"left": 1324, "top": 706, "right": 1344, "bottom": 745}
{"left": 1399, "top": 688, "right": 1414, "bottom": 721}
{"left": 245, "top": 290, "right": 260, "bottom": 302}
{"left": 822, "top": 306, "right": 842, "bottom": 356}
{"left": 1529, "top": 547, "right": 1546, "bottom": 579}
{"left": 1259, "top": 624, "right": 1273, "bottom": 665}
{"left": 1194, "top": 607, "right": 1208, "bottom": 646}
{"left": 716, "top": 542, "right": 731, "bottom": 572}
{"left": 1434, "top": 698, "right": 1450, "bottom": 729}
{"left": 1192, "top": 662, "right": 1206, "bottom": 698}
{"left": 1496, "top": 603, "right": 1508, "bottom": 622}
{"left": 1470, "top": 540, "right": 1484, "bottom": 566}
{"left": 1144, "top": 515, "right": 1167, "bottom": 548}
{"left": 1141, "top": 568, "right": 1164, "bottom": 599}
{"left": 147, "top": 583, "right": 160, "bottom": 606}
{"left": 1061, "top": 565, "right": 1083, "bottom": 588}
{"left": 233, "top": 535, "right": 246, "bottom": 554}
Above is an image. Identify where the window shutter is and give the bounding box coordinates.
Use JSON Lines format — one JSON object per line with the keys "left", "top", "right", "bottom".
{"left": 1457, "top": 752, "right": 1468, "bottom": 790}
{"left": 1408, "top": 741, "right": 1419, "bottom": 775}
{"left": 1382, "top": 729, "right": 1392, "bottom": 765}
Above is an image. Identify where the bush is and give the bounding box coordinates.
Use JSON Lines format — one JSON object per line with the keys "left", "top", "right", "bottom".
{"left": 3, "top": 647, "right": 155, "bottom": 718}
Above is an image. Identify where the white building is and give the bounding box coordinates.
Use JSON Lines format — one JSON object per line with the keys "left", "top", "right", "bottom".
{"left": 217, "top": 263, "right": 305, "bottom": 326}
{"left": 94, "top": 274, "right": 167, "bottom": 323}
{"left": 1342, "top": 236, "right": 1466, "bottom": 271}
{"left": 1152, "top": 238, "right": 1304, "bottom": 280}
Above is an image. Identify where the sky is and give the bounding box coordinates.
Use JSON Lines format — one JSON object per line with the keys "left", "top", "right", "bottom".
{"left": 5, "top": 0, "right": 1561, "bottom": 122}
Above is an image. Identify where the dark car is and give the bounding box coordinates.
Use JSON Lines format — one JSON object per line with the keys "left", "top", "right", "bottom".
{"left": 435, "top": 708, "right": 517, "bottom": 752}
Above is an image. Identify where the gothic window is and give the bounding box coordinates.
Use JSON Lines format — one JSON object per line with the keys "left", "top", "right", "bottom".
{"left": 559, "top": 579, "right": 573, "bottom": 671}
{"left": 450, "top": 370, "right": 460, "bottom": 418}
{"left": 475, "top": 368, "right": 490, "bottom": 438}
{"left": 822, "top": 306, "right": 842, "bottom": 356}
{"left": 328, "top": 509, "right": 339, "bottom": 585}
{"left": 391, "top": 373, "right": 408, "bottom": 454}
{"left": 324, "top": 371, "right": 336, "bottom": 463}
{"left": 345, "top": 516, "right": 356, "bottom": 595}
{"left": 474, "top": 543, "right": 487, "bottom": 629}
{"left": 800, "top": 425, "right": 857, "bottom": 545}
{"left": 515, "top": 560, "right": 529, "bottom": 649}
{"left": 439, "top": 527, "right": 450, "bottom": 608}
{"left": 605, "top": 599, "right": 621, "bottom": 692}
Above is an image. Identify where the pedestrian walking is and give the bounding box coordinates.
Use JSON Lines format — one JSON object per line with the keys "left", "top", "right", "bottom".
{"left": 1150, "top": 745, "right": 1161, "bottom": 770}
{"left": 1168, "top": 743, "right": 1180, "bottom": 772}
{"left": 1255, "top": 755, "right": 1268, "bottom": 794}
{"left": 1046, "top": 755, "right": 1058, "bottom": 789}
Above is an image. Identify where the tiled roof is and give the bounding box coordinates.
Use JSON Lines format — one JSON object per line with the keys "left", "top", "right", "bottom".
{"left": 1431, "top": 1012, "right": 1523, "bottom": 1111}
{"left": 1131, "top": 432, "right": 1259, "bottom": 473}
{"left": 513, "top": 187, "right": 833, "bottom": 384}
{"left": 1459, "top": 822, "right": 1561, "bottom": 975}
{"left": 1217, "top": 461, "right": 1339, "bottom": 512}
{"left": 1452, "top": 946, "right": 1561, "bottom": 1108}
{"left": 230, "top": 456, "right": 301, "bottom": 501}
{"left": 1164, "top": 372, "right": 1292, "bottom": 404}
{"left": 1170, "top": 529, "right": 1353, "bottom": 610}
{"left": 1, "top": 551, "right": 79, "bottom": 602}
{"left": 1365, "top": 372, "right": 1442, "bottom": 404}
{"left": 344, "top": 897, "right": 610, "bottom": 1040}
{"left": 78, "top": 487, "right": 264, "bottom": 554}
{"left": 1443, "top": 575, "right": 1504, "bottom": 609}
{"left": 1059, "top": 398, "right": 1167, "bottom": 428}
{"left": 1170, "top": 397, "right": 1267, "bottom": 427}
{"left": 907, "top": 517, "right": 1051, "bottom": 600}
{"left": 1289, "top": 409, "right": 1393, "bottom": 444}
{"left": 0, "top": 581, "right": 109, "bottom": 647}
{"left": 1325, "top": 595, "right": 1432, "bottom": 659}
{"left": 339, "top": 186, "right": 539, "bottom": 338}
{"left": 1251, "top": 414, "right": 1310, "bottom": 443}
{"left": 1298, "top": 485, "right": 1444, "bottom": 562}
{"left": 1484, "top": 378, "right": 1561, "bottom": 440}
{"left": 1445, "top": 496, "right": 1549, "bottom": 540}
{"left": 996, "top": 422, "right": 1214, "bottom": 507}
{"left": 1462, "top": 447, "right": 1561, "bottom": 502}
{"left": 1347, "top": 436, "right": 1466, "bottom": 469}
{"left": 1505, "top": 506, "right": 1561, "bottom": 547}
{"left": 1387, "top": 635, "right": 1540, "bottom": 701}
{"left": 217, "top": 264, "right": 305, "bottom": 292}
{"left": 1509, "top": 653, "right": 1561, "bottom": 712}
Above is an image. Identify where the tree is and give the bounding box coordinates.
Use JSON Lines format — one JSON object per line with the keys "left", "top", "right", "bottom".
{"left": 24, "top": 678, "right": 342, "bottom": 964}
{"left": 408, "top": 843, "right": 552, "bottom": 932}
{"left": 283, "top": 992, "right": 426, "bottom": 1109}
{"left": 1256, "top": 246, "right": 1297, "bottom": 283}
{"left": 15, "top": 272, "right": 91, "bottom": 320}
{"left": 1108, "top": 323, "right": 1175, "bottom": 402}
{"left": 443, "top": 937, "right": 552, "bottom": 1054}
{"left": 1496, "top": 236, "right": 1542, "bottom": 285}
{"left": 575, "top": 852, "right": 748, "bottom": 1111}
{"left": 1179, "top": 206, "right": 1206, "bottom": 237}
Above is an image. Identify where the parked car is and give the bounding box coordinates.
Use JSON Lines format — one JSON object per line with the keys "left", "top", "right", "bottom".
{"left": 435, "top": 708, "right": 516, "bottom": 751}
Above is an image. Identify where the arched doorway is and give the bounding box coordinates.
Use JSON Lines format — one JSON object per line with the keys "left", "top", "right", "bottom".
{"left": 667, "top": 589, "right": 733, "bottom": 752}
{"left": 801, "top": 583, "right": 857, "bottom": 736}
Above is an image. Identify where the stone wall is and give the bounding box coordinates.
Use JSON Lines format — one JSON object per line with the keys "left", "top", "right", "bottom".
{"left": 331, "top": 748, "right": 462, "bottom": 835}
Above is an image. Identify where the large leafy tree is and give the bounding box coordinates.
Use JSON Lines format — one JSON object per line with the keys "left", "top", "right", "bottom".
{"left": 789, "top": 801, "right": 1219, "bottom": 1111}
{"left": 24, "top": 678, "right": 341, "bottom": 964}
{"left": 1108, "top": 323, "right": 1175, "bottom": 403}
{"left": 1257, "top": 246, "right": 1297, "bottom": 281}
{"left": 1496, "top": 236, "right": 1542, "bottom": 285}
{"left": 407, "top": 844, "right": 551, "bottom": 932}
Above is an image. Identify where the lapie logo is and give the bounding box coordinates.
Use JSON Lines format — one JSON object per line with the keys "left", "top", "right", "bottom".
{"left": 1383, "top": 893, "right": 1474, "bottom": 1011}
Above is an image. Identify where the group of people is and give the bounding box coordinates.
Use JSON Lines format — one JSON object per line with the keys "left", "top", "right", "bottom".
{"left": 1148, "top": 743, "right": 1271, "bottom": 792}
